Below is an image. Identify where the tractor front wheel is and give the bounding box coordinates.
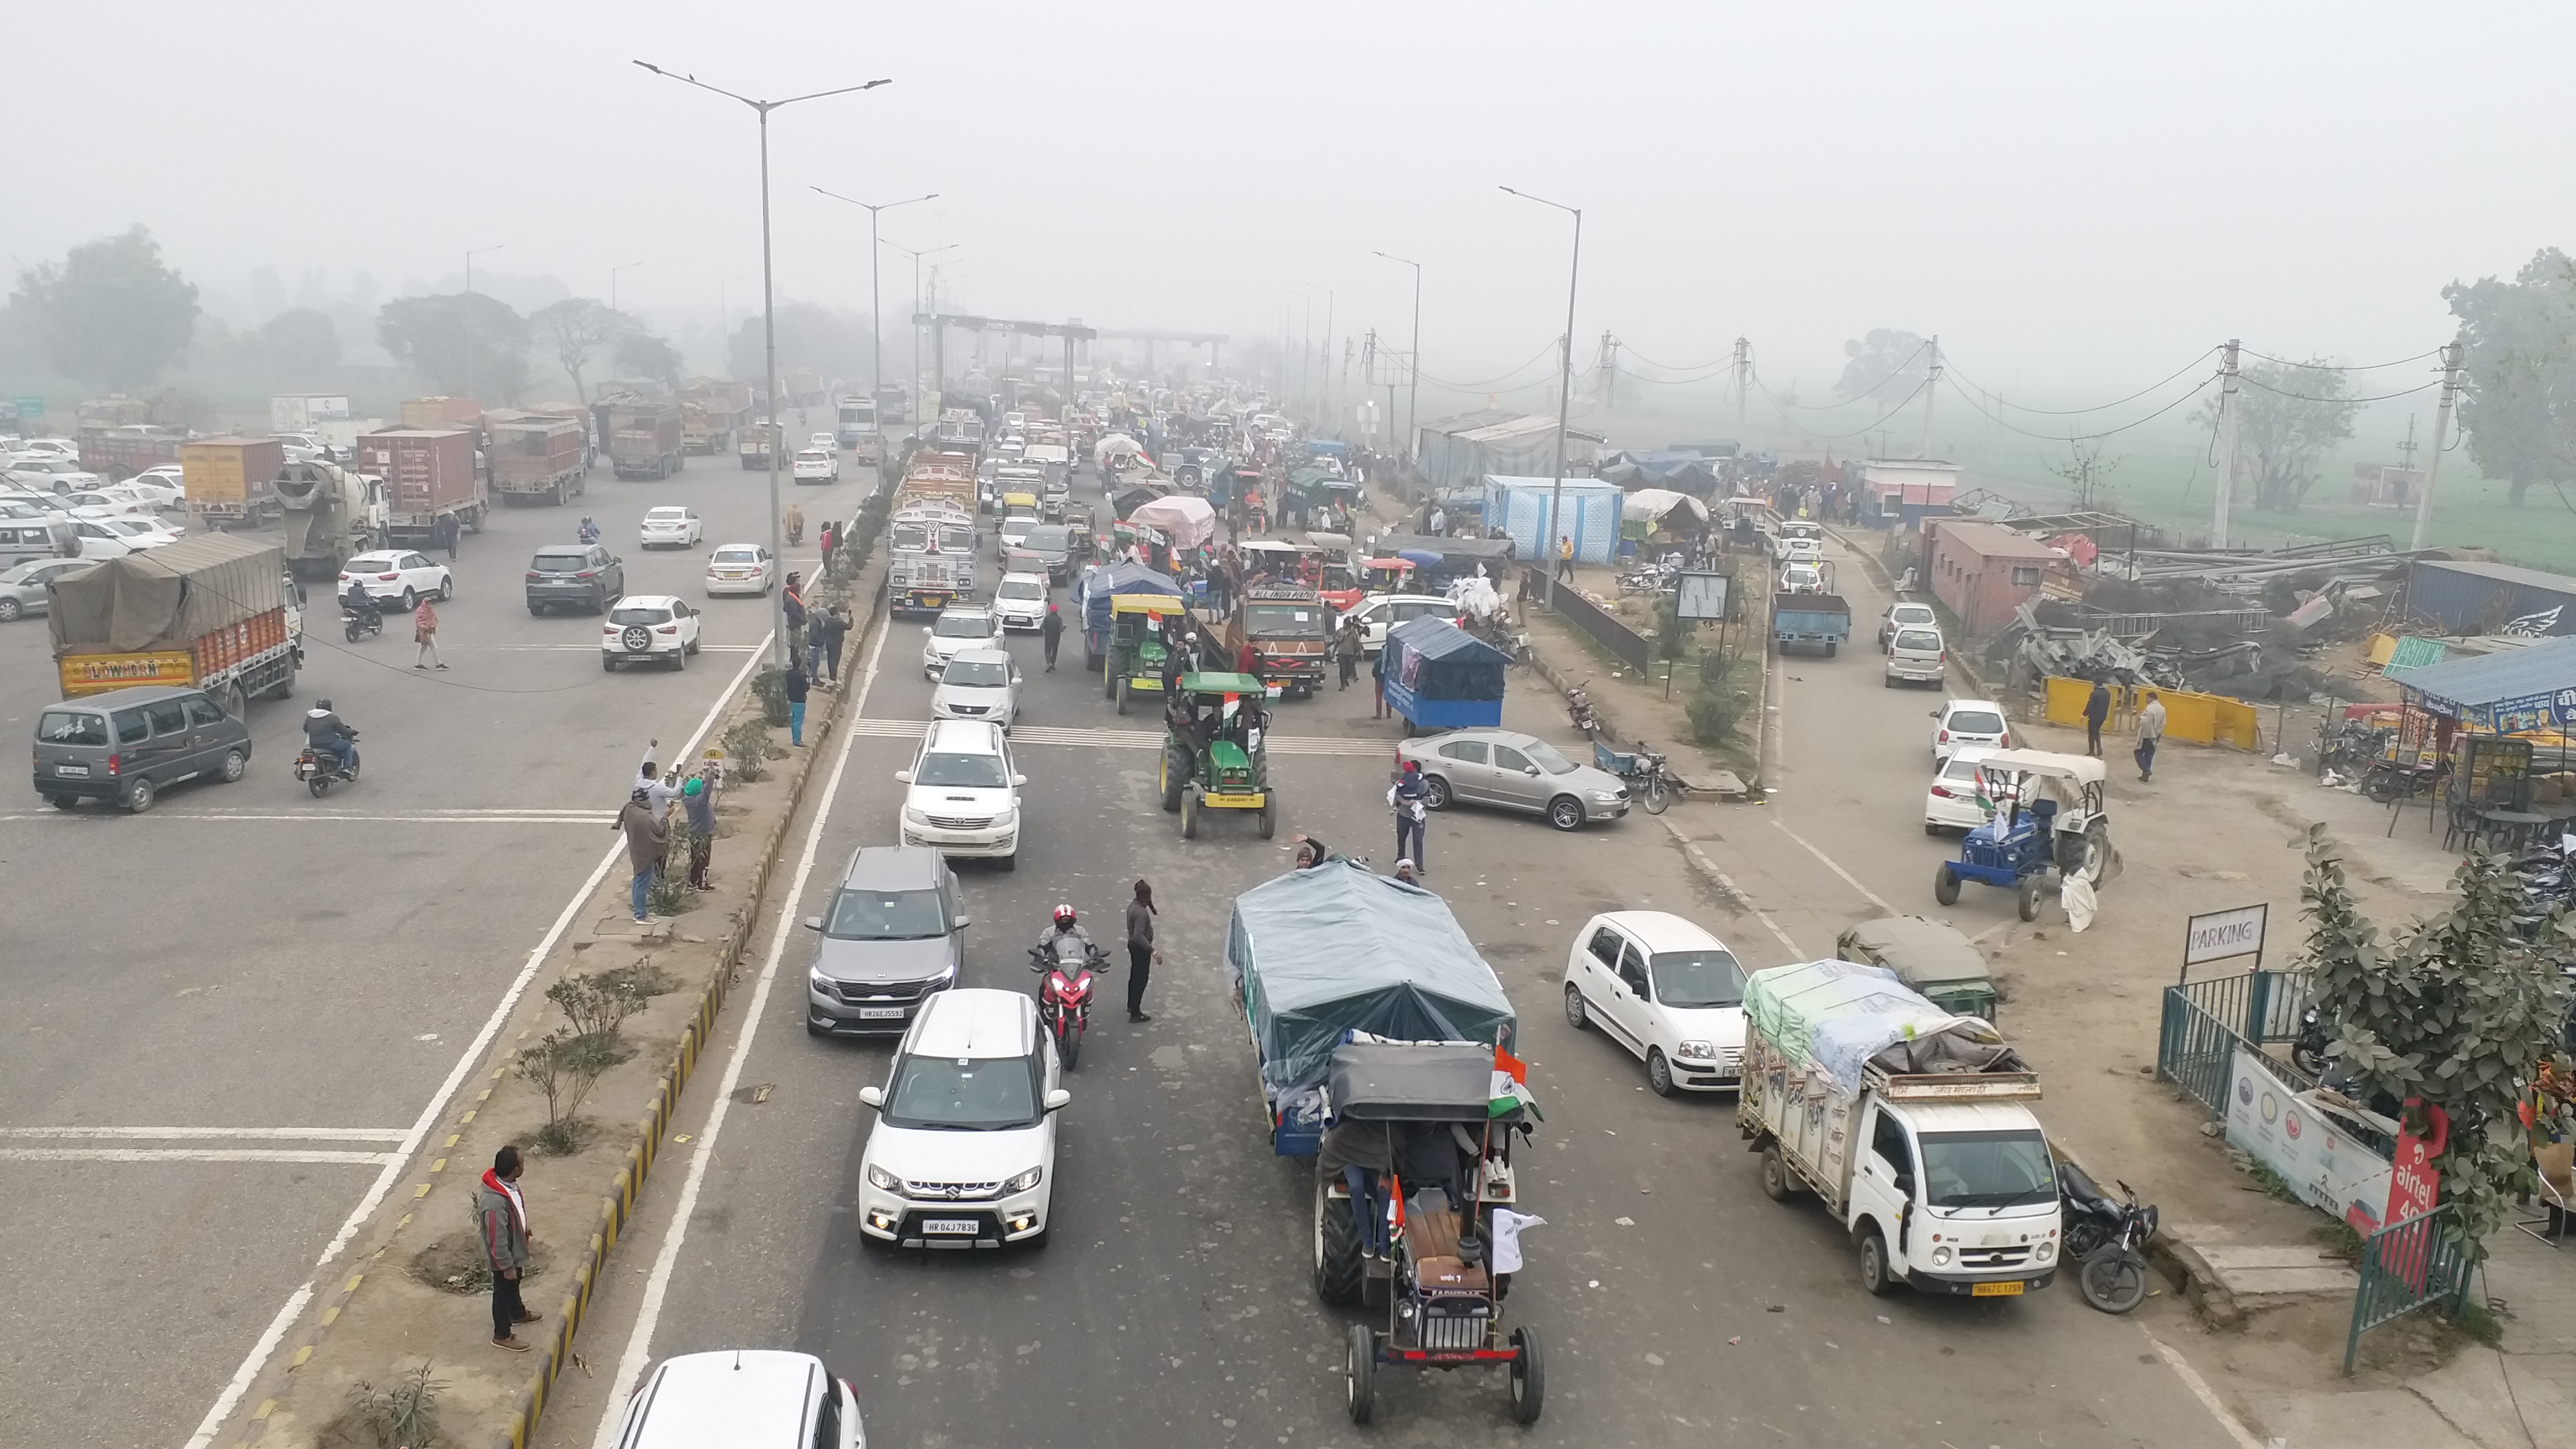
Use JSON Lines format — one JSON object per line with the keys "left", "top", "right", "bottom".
{"left": 1933, "top": 863, "right": 1962, "bottom": 906}
{"left": 2017, "top": 878, "right": 2043, "bottom": 921}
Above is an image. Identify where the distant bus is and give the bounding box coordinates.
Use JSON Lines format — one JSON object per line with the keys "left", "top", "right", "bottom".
{"left": 836, "top": 397, "right": 878, "bottom": 448}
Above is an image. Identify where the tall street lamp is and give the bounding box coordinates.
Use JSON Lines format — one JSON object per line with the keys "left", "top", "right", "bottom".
{"left": 716, "top": 276, "right": 747, "bottom": 367}
{"left": 609, "top": 261, "right": 644, "bottom": 314}
{"left": 1500, "top": 184, "right": 1581, "bottom": 608}
{"left": 882, "top": 238, "right": 958, "bottom": 429}
{"left": 462, "top": 243, "right": 504, "bottom": 402}
{"left": 812, "top": 188, "right": 935, "bottom": 418}
{"left": 633, "top": 62, "right": 891, "bottom": 670}
{"left": 1374, "top": 251, "right": 1420, "bottom": 458}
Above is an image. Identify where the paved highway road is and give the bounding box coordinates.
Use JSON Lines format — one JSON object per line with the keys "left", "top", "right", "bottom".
{"left": 0, "top": 449, "right": 872, "bottom": 1449}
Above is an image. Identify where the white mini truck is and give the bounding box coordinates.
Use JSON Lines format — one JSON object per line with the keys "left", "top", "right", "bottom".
{"left": 1737, "top": 959, "right": 2061, "bottom": 1299}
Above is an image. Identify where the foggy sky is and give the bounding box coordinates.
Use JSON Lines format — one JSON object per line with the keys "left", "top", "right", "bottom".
{"left": 12, "top": 1, "right": 2574, "bottom": 406}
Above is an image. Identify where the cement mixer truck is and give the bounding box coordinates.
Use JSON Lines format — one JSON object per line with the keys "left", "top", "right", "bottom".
{"left": 273, "top": 459, "right": 390, "bottom": 580}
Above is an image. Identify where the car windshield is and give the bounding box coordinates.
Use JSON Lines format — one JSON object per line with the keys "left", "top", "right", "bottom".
{"left": 713, "top": 548, "right": 760, "bottom": 564}
{"left": 1523, "top": 740, "right": 1578, "bottom": 774}
{"left": 915, "top": 751, "right": 1008, "bottom": 788}
{"left": 997, "top": 577, "right": 1044, "bottom": 600}
{"left": 349, "top": 556, "right": 399, "bottom": 570}
{"left": 37, "top": 709, "right": 107, "bottom": 745}
{"left": 3, "top": 560, "right": 60, "bottom": 583}
{"left": 534, "top": 552, "right": 588, "bottom": 571}
{"left": 1651, "top": 949, "right": 1748, "bottom": 1008}
{"left": 1948, "top": 709, "right": 2006, "bottom": 735}
{"left": 1940, "top": 756, "right": 1986, "bottom": 782}
{"left": 934, "top": 614, "right": 993, "bottom": 638}
{"left": 1894, "top": 605, "right": 1934, "bottom": 622}
{"left": 1025, "top": 526, "right": 1072, "bottom": 550}
{"left": 882, "top": 1053, "right": 1041, "bottom": 1130}
{"left": 1918, "top": 1129, "right": 2056, "bottom": 1209}
{"left": 1244, "top": 603, "right": 1323, "bottom": 636}
{"left": 944, "top": 659, "right": 1010, "bottom": 687}
{"left": 1895, "top": 629, "right": 1941, "bottom": 651}
{"left": 825, "top": 887, "right": 947, "bottom": 940}
{"left": 609, "top": 605, "right": 672, "bottom": 625}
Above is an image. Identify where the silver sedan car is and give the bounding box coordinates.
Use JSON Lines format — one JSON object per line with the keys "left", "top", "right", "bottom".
{"left": 1396, "top": 727, "right": 1630, "bottom": 832}
{"left": 0, "top": 556, "right": 91, "bottom": 622}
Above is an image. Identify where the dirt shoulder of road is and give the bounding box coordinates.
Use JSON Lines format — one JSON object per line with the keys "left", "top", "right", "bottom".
{"left": 231, "top": 567, "right": 883, "bottom": 1449}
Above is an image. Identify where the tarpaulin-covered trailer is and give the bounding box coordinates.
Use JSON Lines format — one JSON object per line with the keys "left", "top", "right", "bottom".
{"left": 1379, "top": 614, "right": 1508, "bottom": 731}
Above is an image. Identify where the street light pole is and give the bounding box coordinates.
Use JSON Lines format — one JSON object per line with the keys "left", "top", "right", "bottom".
{"left": 633, "top": 61, "right": 891, "bottom": 671}
{"left": 814, "top": 188, "right": 935, "bottom": 423}
{"left": 609, "top": 261, "right": 643, "bottom": 314}
{"left": 462, "top": 243, "right": 504, "bottom": 402}
{"left": 882, "top": 239, "right": 958, "bottom": 433}
{"left": 1373, "top": 251, "right": 1420, "bottom": 458}
{"left": 1500, "top": 185, "right": 1581, "bottom": 609}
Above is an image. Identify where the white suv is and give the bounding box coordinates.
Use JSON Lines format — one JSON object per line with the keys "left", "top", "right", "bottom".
{"left": 610, "top": 1349, "right": 864, "bottom": 1449}
{"left": 856, "top": 987, "right": 1067, "bottom": 1249}
{"left": 895, "top": 718, "right": 1024, "bottom": 866}
{"left": 602, "top": 595, "right": 704, "bottom": 671}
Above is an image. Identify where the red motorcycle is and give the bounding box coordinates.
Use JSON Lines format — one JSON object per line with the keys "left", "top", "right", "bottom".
{"left": 1028, "top": 937, "right": 1106, "bottom": 1069}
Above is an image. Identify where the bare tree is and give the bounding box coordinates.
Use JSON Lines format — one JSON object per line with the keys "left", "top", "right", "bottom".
{"left": 2047, "top": 437, "right": 2122, "bottom": 509}
{"left": 531, "top": 299, "right": 632, "bottom": 402}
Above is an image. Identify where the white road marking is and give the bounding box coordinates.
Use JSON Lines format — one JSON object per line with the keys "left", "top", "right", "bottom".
{"left": 1769, "top": 817, "right": 1896, "bottom": 913}
{"left": 0, "top": 1126, "right": 407, "bottom": 1142}
{"left": 182, "top": 631, "right": 775, "bottom": 1449}
{"left": 841, "top": 716, "right": 1387, "bottom": 756}
{"left": 588, "top": 610, "right": 888, "bottom": 1449}
{"left": 1661, "top": 820, "right": 1803, "bottom": 956}
{"left": 467, "top": 643, "right": 762, "bottom": 653}
{"left": 0, "top": 1148, "right": 397, "bottom": 1166}
{"left": 2145, "top": 1331, "right": 2268, "bottom": 1449}
{"left": 0, "top": 813, "right": 615, "bottom": 826}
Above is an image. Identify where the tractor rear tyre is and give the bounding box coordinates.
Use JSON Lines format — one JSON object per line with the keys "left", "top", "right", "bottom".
{"left": 1159, "top": 750, "right": 1185, "bottom": 813}
{"left": 1934, "top": 863, "right": 1962, "bottom": 906}
{"left": 1313, "top": 1175, "right": 1364, "bottom": 1306}
{"left": 1180, "top": 791, "right": 1199, "bottom": 840}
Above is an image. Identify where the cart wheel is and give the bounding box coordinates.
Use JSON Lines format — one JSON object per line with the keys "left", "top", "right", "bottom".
{"left": 1760, "top": 1144, "right": 1800, "bottom": 1202}
{"left": 2017, "top": 879, "right": 2042, "bottom": 922}
{"left": 1257, "top": 804, "right": 1275, "bottom": 840}
{"left": 1507, "top": 1326, "right": 1545, "bottom": 1424}
{"left": 1158, "top": 750, "right": 1183, "bottom": 813}
{"left": 1346, "top": 1324, "right": 1377, "bottom": 1425}
{"left": 1180, "top": 790, "right": 1199, "bottom": 840}
{"left": 1933, "top": 863, "right": 1961, "bottom": 906}
{"left": 1314, "top": 1175, "right": 1365, "bottom": 1306}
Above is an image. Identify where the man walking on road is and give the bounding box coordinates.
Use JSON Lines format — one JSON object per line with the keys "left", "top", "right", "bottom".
{"left": 435, "top": 510, "right": 461, "bottom": 561}
{"left": 1555, "top": 535, "right": 1575, "bottom": 583}
{"left": 618, "top": 787, "right": 667, "bottom": 922}
{"left": 477, "top": 1145, "right": 538, "bottom": 1353}
{"left": 2083, "top": 680, "right": 2111, "bottom": 757}
{"left": 2134, "top": 690, "right": 2166, "bottom": 783}
{"left": 412, "top": 595, "right": 445, "bottom": 669}
{"left": 1041, "top": 602, "right": 1065, "bottom": 671}
{"left": 1390, "top": 760, "right": 1429, "bottom": 874}
{"left": 1124, "top": 878, "right": 1161, "bottom": 1024}
{"left": 1334, "top": 617, "right": 1362, "bottom": 690}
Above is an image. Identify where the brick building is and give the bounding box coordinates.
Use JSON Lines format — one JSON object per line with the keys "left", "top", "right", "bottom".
{"left": 1922, "top": 519, "right": 2063, "bottom": 637}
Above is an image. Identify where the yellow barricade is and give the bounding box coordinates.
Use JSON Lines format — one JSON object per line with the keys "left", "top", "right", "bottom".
{"left": 2041, "top": 677, "right": 2261, "bottom": 751}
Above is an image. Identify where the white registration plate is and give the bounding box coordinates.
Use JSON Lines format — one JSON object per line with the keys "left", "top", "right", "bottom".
{"left": 922, "top": 1218, "right": 979, "bottom": 1235}
{"left": 857, "top": 1007, "right": 906, "bottom": 1020}
{"left": 1264, "top": 684, "right": 1285, "bottom": 698}
{"left": 54, "top": 764, "right": 89, "bottom": 777}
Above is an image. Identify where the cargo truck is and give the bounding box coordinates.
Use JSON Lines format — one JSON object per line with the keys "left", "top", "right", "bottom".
{"left": 78, "top": 423, "right": 186, "bottom": 481}
{"left": 271, "top": 395, "right": 352, "bottom": 434}
{"left": 182, "top": 437, "right": 286, "bottom": 529}
{"left": 487, "top": 410, "right": 591, "bottom": 503}
{"left": 49, "top": 533, "right": 302, "bottom": 719}
{"left": 1736, "top": 959, "right": 2062, "bottom": 1300}
{"left": 353, "top": 429, "right": 485, "bottom": 547}
{"left": 400, "top": 396, "right": 485, "bottom": 429}
{"left": 273, "top": 459, "right": 390, "bottom": 579}
{"left": 1215, "top": 583, "right": 1329, "bottom": 698}
{"left": 884, "top": 451, "right": 981, "bottom": 614}
{"left": 680, "top": 381, "right": 755, "bottom": 456}
{"left": 605, "top": 401, "right": 684, "bottom": 481}
{"left": 737, "top": 417, "right": 779, "bottom": 471}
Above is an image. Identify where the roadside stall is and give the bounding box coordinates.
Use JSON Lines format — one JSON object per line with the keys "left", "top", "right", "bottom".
{"left": 1379, "top": 614, "right": 1509, "bottom": 734}
{"left": 2388, "top": 636, "right": 2576, "bottom": 847}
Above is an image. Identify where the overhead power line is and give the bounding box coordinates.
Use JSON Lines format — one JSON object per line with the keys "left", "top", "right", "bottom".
{"left": 2239, "top": 344, "right": 2445, "bottom": 372}
{"left": 1940, "top": 346, "right": 2218, "bottom": 416}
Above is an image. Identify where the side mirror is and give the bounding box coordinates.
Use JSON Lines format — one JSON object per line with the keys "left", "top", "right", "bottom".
{"left": 1525, "top": 766, "right": 1541, "bottom": 776}
{"left": 858, "top": 1086, "right": 884, "bottom": 1109}
{"left": 1894, "top": 1172, "right": 1916, "bottom": 1195}
{"left": 802, "top": 915, "right": 826, "bottom": 932}
{"left": 1928, "top": 709, "right": 1942, "bottom": 718}
{"left": 1043, "top": 1088, "right": 1072, "bottom": 1112}
{"left": 1011, "top": 773, "right": 1028, "bottom": 786}
{"left": 922, "top": 626, "right": 934, "bottom": 634}
{"left": 951, "top": 914, "right": 972, "bottom": 929}
{"left": 894, "top": 770, "right": 913, "bottom": 783}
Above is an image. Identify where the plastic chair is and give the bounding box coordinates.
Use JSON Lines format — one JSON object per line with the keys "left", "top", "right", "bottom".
{"left": 2516, "top": 1139, "right": 2576, "bottom": 1246}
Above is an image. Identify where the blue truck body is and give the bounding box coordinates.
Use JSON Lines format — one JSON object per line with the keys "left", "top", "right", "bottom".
{"left": 1773, "top": 590, "right": 1853, "bottom": 656}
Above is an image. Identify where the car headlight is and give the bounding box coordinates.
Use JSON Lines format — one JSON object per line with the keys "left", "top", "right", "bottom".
{"left": 2035, "top": 1240, "right": 2054, "bottom": 1263}
{"left": 1931, "top": 1246, "right": 1953, "bottom": 1267}
{"left": 1590, "top": 790, "right": 1621, "bottom": 804}
{"left": 991, "top": 807, "right": 1017, "bottom": 828}
{"left": 1677, "top": 1039, "right": 1716, "bottom": 1062}
{"left": 903, "top": 807, "right": 931, "bottom": 826}
{"left": 866, "top": 1163, "right": 907, "bottom": 1195}
{"left": 1001, "top": 1166, "right": 1044, "bottom": 1194}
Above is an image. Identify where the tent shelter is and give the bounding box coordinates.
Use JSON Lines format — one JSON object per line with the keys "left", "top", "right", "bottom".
{"left": 1481, "top": 475, "right": 1623, "bottom": 565}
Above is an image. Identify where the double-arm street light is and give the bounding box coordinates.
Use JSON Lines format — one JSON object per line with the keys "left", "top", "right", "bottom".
{"left": 1372, "top": 251, "right": 1421, "bottom": 459}
{"left": 1499, "top": 184, "right": 1581, "bottom": 607}
{"left": 812, "top": 188, "right": 936, "bottom": 420}
{"left": 633, "top": 60, "right": 891, "bottom": 669}
{"left": 881, "top": 238, "right": 958, "bottom": 426}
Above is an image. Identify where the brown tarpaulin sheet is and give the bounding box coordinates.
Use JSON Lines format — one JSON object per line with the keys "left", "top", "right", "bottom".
{"left": 47, "top": 533, "right": 284, "bottom": 654}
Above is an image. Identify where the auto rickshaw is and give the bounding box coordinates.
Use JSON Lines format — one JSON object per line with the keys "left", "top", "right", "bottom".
{"left": 1158, "top": 671, "right": 1275, "bottom": 840}
{"left": 1104, "top": 593, "right": 1192, "bottom": 714}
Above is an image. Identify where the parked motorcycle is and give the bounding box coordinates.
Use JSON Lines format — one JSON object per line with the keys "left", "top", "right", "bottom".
{"left": 1567, "top": 679, "right": 1599, "bottom": 737}
{"left": 2291, "top": 1005, "right": 2331, "bottom": 1077}
{"left": 1616, "top": 550, "right": 1684, "bottom": 595}
{"left": 342, "top": 606, "right": 383, "bottom": 643}
{"left": 1028, "top": 937, "right": 1107, "bottom": 1069}
{"left": 1597, "top": 738, "right": 1683, "bottom": 815}
{"left": 2059, "top": 1161, "right": 2158, "bottom": 1314}
{"left": 293, "top": 733, "right": 361, "bottom": 798}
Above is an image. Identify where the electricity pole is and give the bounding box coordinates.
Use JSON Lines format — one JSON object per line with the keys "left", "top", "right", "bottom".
{"left": 1918, "top": 334, "right": 1940, "bottom": 457}
{"left": 1373, "top": 251, "right": 1422, "bottom": 458}
{"left": 2411, "top": 342, "right": 2465, "bottom": 552}
{"left": 2212, "top": 339, "right": 2241, "bottom": 548}
{"left": 1734, "top": 337, "right": 1750, "bottom": 431}
{"left": 1500, "top": 184, "right": 1581, "bottom": 609}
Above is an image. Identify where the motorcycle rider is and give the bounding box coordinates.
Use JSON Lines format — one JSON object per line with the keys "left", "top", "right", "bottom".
{"left": 340, "top": 576, "right": 380, "bottom": 631}
{"left": 303, "top": 698, "right": 358, "bottom": 775}
{"left": 577, "top": 516, "right": 600, "bottom": 545}
{"left": 1033, "top": 903, "right": 1096, "bottom": 965}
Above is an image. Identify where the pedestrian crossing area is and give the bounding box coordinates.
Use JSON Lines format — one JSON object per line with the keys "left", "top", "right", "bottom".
{"left": 842, "top": 716, "right": 1389, "bottom": 758}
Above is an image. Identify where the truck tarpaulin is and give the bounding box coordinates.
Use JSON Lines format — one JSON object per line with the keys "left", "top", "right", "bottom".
{"left": 1382, "top": 615, "right": 1507, "bottom": 700}
{"left": 1741, "top": 959, "right": 2008, "bottom": 1090}
{"left": 1126, "top": 495, "right": 1216, "bottom": 551}
{"left": 1078, "top": 561, "right": 1183, "bottom": 633}
{"left": 48, "top": 533, "right": 283, "bottom": 654}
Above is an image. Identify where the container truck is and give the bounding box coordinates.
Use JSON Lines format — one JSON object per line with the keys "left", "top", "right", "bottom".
{"left": 271, "top": 395, "right": 352, "bottom": 434}
{"left": 400, "top": 396, "right": 485, "bottom": 429}
{"left": 182, "top": 437, "right": 286, "bottom": 528}
{"left": 486, "top": 410, "right": 590, "bottom": 503}
{"left": 680, "top": 381, "right": 755, "bottom": 455}
{"left": 1737, "top": 959, "right": 2061, "bottom": 1300}
{"left": 78, "top": 424, "right": 186, "bottom": 480}
{"left": 49, "top": 533, "right": 302, "bottom": 717}
{"left": 273, "top": 459, "right": 390, "bottom": 579}
{"left": 608, "top": 401, "right": 686, "bottom": 480}
{"left": 353, "top": 429, "right": 485, "bottom": 547}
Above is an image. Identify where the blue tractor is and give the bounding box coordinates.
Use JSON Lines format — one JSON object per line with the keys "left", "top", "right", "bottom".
{"left": 1931, "top": 750, "right": 2112, "bottom": 921}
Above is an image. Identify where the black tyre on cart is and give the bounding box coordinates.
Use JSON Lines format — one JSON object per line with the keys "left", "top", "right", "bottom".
{"left": 1344, "top": 1324, "right": 1376, "bottom": 1425}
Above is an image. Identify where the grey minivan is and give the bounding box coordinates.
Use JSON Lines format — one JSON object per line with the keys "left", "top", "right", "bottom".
{"left": 525, "top": 542, "right": 625, "bottom": 615}
{"left": 33, "top": 684, "right": 253, "bottom": 812}
{"left": 802, "top": 845, "right": 969, "bottom": 1037}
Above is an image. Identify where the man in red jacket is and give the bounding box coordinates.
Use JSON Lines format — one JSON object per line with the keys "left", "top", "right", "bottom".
{"left": 476, "top": 1145, "right": 539, "bottom": 1351}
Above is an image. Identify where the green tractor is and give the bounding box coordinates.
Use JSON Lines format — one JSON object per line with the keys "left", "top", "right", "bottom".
{"left": 1105, "top": 593, "right": 1192, "bottom": 715}
{"left": 1157, "top": 671, "right": 1276, "bottom": 840}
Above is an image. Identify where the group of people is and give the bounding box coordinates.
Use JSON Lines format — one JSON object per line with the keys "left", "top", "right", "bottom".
{"left": 615, "top": 738, "right": 722, "bottom": 923}
{"left": 2081, "top": 680, "right": 2168, "bottom": 783}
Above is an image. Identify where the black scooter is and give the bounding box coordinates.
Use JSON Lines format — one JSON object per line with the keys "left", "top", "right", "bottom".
{"left": 2059, "top": 1161, "right": 2158, "bottom": 1314}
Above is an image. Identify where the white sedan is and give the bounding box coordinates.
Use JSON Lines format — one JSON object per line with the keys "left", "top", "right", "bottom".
{"left": 922, "top": 608, "right": 1004, "bottom": 679}
{"left": 793, "top": 449, "right": 840, "bottom": 484}
{"left": 1340, "top": 593, "right": 1464, "bottom": 656}
{"left": 704, "top": 543, "right": 777, "bottom": 596}
{"left": 61, "top": 490, "right": 154, "bottom": 519}
{"left": 601, "top": 595, "right": 704, "bottom": 671}
{"left": 639, "top": 505, "right": 704, "bottom": 549}
{"left": 338, "top": 549, "right": 454, "bottom": 611}
{"left": 1925, "top": 747, "right": 1995, "bottom": 835}
{"left": 1562, "top": 910, "right": 1749, "bottom": 1096}
{"left": 91, "top": 516, "right": 184, "bottom": 549}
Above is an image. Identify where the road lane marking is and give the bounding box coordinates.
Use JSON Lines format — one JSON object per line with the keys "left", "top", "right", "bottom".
{"left": 1769, "top": 817, "right": 1895, "bottom": 913}
{"left": 1661, "top": 820, "right": 1803, "bottom": 956}
{"left": 588, "top": 608, "right": 888, "bottom": 1448}
{"left": 0, "top": 1148, "right": 399, "bottom": 1166}
{"left": 841, "top": 716, "right": 1389, "bottom": 756}
{"left": 183, "top": 629, "right": 774, "bottom": 1449}
{"left": 2145, "top": 1331, "right": 2267, "bottom": 1449}
{"left": 0, "top": 1126, "right": 408, "bottom": 1142}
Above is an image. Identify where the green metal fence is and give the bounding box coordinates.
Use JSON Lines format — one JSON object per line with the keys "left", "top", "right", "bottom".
{"left": 2345, "top": 1204, "right": 2475, "bottom": 1372}
{"left": 2157, "top": 969, "right": 2313, "bottom": 1117}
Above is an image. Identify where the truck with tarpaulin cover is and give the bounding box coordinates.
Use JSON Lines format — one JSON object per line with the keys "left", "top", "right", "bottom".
{"left": 680, "top": 381, "right": 754, "bottom": 456}
{"left": 1736, "top": 959, "right": 2061, "bottom": 1299}
{"left": 1076, "top": 560, "right": 1184, "bottom": 673}
{"left": 48, "top": 533, "right": 301, "bottom": 717}
{"left": 1378, "top": 615, "right": 1507, "bottom": 732}
{"left": 1223, "top": 858, "right": 1518, "bottom": 1155}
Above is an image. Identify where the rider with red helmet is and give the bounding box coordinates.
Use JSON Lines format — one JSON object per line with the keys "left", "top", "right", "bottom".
{"left": 1035, "top": 902, "right": 1095, "bottom": 958}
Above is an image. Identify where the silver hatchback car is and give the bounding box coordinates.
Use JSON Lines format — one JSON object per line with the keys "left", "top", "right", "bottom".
{"left": 1396, "top": 727, "right": 1630, "bottom": 832}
